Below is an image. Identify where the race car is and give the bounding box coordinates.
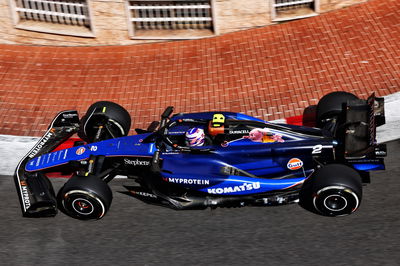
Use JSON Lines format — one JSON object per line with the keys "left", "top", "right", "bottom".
{"left": 14, "top": 91, "right": 386, "bottom": 220}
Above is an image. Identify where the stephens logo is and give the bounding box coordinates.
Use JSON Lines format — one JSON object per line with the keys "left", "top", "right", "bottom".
{"left": 287, "top": 158, "right": 303, "bottom": 170}
{"left": 76, "top": 147, "right": 86, "bottom": 155}
{"left": 124, "top": 158, "right": 150, "bottom": 166}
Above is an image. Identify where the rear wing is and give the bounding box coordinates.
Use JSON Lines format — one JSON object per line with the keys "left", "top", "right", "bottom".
{"left": 344, "top": 93, "right": 386, "bottom": 158}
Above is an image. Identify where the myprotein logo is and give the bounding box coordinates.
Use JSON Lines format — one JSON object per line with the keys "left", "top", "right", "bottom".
{"left": 124, "top": 158, "right": 150, "bottom": 166}
{"left": 287, "top": 158, "right": 303, "bottom": 170}
{"left": 207, "top": 182, "right": 260, "bottom": 194}
{"left": 20, "top": 183, "right": 31, "bottom": 209}
{"left": 164, "top": 177, "right": 210, "bottom": 185}
{"left": 28, "top": 132, "right": 53, "bottom": 158}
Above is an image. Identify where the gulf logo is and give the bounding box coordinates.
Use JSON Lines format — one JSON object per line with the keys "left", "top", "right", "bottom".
{"left": 287, "top": 158, "right": 303, "bottom": 170}
{"left": 76, "top": 147, "right": 86, "bottom": 156}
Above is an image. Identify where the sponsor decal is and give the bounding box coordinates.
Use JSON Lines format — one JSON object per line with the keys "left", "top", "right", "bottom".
{"left": 229, "top": 129, "right": 250, "bottom": 135}
{"left": 287, "top": 158, "right": 303, "bottom": 170}
{"left": 131, "top": 191, "right": 157, "bottom": 199}
{"left": 164, "top": 177, "right": 210, "bottom": 185}
{"left": 63, "top": 149, "right": 68, "bottom": 159}
{"left": 375, "top": 150, "right": 386, "bottom": 156}
{"left": 62, "top": 113, "right": 78, "bottom": 119}
{"left": 207, "top": 182, "right": 260, "bottom": 194}
{"left": 221, "top": 141, "right": 229, "bottom": 147}
{"left": 35, "top": 156, "right": 41, "bottom": 167}
{"left": 124, "top": 158, "right": 150, "bottom": 166}
{"left": 21, "top": 184, "right": 31, "bottom": 209}
{"left": 28, "top": 132, "right": 53, "bottom": 158}
{"left": 76, "top": 147, "right": 86, "bottom": 155}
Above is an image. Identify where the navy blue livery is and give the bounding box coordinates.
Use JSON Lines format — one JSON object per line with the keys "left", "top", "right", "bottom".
{"left": 14, "top": 92, "right": 387, "bottom": 220}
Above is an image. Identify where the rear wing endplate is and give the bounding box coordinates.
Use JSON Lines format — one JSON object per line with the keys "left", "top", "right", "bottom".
{"left": 344, "top": 93, "right": 385, "bottom": 158}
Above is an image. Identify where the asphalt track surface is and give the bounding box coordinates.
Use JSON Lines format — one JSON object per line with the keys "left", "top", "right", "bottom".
{"left": 0, "top": 141, "right": 399, "bottom": 266}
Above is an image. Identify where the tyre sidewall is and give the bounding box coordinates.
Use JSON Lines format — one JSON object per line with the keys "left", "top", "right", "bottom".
{"left": 310, "top": 164, "right": 362, "bottom": 216}
{"left": 316, "top": 91, "right": 358, "bottom": 127}
{"left": 58, "top": 175, "right": 112, "bottom": 220}
{"left": 79, "top": 101, "right": 131, "bottom": 143}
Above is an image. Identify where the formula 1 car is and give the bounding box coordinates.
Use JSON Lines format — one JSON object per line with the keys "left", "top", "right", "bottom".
{"left": 14, "top": 91, "right": 386, "bottom": 220}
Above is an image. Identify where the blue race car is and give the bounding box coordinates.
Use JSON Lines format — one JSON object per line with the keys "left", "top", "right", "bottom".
{"left": 14, "top": 91, "right": 386, "bottom": 220}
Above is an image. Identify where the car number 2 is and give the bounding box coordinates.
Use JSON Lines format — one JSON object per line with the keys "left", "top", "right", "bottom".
{"left": 312, "top": 144, "right": 323, "bottom": 154}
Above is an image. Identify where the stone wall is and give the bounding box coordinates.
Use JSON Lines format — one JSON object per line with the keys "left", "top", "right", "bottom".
{"left": 214, "top": 0, "right": 270, "bottom": 35}
{"left": 0, "top": 0, "right": 368, "bottom": 46}
{"left": 319, "top": 0, "right": 368, "bottom": 12}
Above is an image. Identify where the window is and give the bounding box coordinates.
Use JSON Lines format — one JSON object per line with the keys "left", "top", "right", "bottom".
{"left": 271, "top": 0, "right": 319, "bottom": 22}
{"left": 9, "top": 0, "right": 94, "bottom": 37}
{"left": 126, "top": 0, "right": 215, "bottom": 39}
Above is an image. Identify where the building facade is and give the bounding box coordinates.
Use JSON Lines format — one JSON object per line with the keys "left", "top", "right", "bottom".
{"left": 0, "top": 0, "right": 367, "bottom": 46}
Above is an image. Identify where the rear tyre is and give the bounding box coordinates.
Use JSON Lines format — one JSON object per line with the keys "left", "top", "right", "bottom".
{"left": 302, "top": 105, "right": 317, "bottom": 127}
{"left": 57, "top": 175, "right": 113, "bottom": 220}
{"left": 78, "top": 101, "right": 131, "bottom": 143}
{"left": 300, "top": 164, "right": 362, "bottom": 217}
{"left": 316, "top": 91, "right": 358, "bottom": 128}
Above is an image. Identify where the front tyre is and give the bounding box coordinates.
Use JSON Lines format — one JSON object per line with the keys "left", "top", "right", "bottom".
{"left": 78, "top": 101, "right": 131, "bottom": 143}
{"left": 58, "top": 175, "right": 112, "bottom": 220}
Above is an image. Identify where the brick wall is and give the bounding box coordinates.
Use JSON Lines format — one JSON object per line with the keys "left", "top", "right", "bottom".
{"left": 0, "top": 0, "right": 368, "bottom": 46}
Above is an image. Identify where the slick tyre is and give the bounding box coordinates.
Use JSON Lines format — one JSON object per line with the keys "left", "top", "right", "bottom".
{"left": 316, "top": 91, "right": 358, "bottom": 128}
{"left": 302, "top": 164, "right": 362, "bottom": 217}
{"left": 302, "top": 105, "right": 317, "bottom": 127}
{"left": 78, "top": 101, "right": 131, "bottom": 143}
{"left": 57, "top": 175, "right": 112, "bottom": 220}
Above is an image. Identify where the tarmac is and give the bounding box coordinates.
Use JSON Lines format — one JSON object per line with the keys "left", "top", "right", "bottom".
{"left": 0, "top": 140, "right": 399, "bottom": 266}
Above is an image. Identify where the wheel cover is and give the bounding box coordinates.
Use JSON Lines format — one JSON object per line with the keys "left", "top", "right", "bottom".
{"left": 72, "top": 198, "right": 94, "bottom": 215}
{"left": 313, "top": 186, "right": 360, "bottom": 216}
{"left": 62, "top": 190, "right": 106, "bottom": 219}
{"left": 323, "top": 194, "right": 348, "bottom": 212}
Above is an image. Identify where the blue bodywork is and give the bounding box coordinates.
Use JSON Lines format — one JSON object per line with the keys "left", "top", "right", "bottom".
{"left": 25, "top": 111, "right": 383, "bottom": 197}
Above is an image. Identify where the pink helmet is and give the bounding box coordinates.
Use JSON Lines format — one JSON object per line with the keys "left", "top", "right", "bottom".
{"left": 185, "top": 127, "right": 205, "bottom": 147}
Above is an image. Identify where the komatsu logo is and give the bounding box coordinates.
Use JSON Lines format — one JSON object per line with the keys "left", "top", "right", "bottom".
{"left": 28, "top": 132, "right": 53, "bottom": 158}
{"left": 207, "top": 182, "right": 261, "bottom": 194}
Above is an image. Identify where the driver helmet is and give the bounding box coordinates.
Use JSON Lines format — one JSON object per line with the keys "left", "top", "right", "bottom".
{"left": 185, "top": 127, "right": 205, "bottom": 147}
